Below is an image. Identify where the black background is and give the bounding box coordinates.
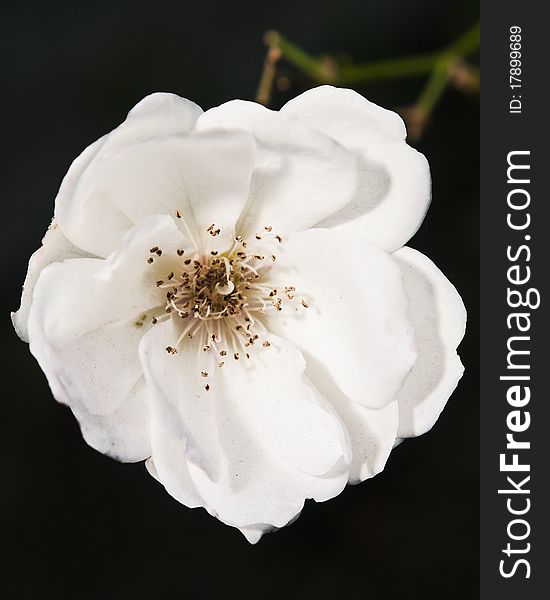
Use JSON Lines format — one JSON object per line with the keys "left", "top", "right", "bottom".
{"left": 1, "top": 1, "right": 479, "bottom": 598}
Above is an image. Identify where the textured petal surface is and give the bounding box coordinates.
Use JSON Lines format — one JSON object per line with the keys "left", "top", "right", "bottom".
{"left": 55, "top": 129, "right": 255, "bottom": 257}
{"left": 266, "top": 228, "right": 416, "bottom": 410}
{"left": 51, "top": 93, "right": 202, "bottom": 257}
{"left": 196, "top": 100, "right": 358, "bottom": 238}
{"left": 303, "top": 348, "right": 400, "bottom": 483}
{"left": 12, "top": 221, "right": 93, "bottom": 342}
{"left": 27, "top": 215, "right": 186, "bottom": 421}
{"left": 282, "top": 86, "right": 431, "bottom": 252}
{"left": 393, "top": 247, "right": 466, "bottom": 438}
{"left": 71, "top": 377, "right": 150, "bottom": 462}
{"left": 140, "top": 319, "right": 350, "bottom": 538}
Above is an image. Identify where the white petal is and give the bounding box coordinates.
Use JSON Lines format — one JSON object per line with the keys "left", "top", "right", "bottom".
{"left": 267, "top": 228, "right": 416, "bottom": 410}
{"left": 303, "top": 349, "right": 400, "bottom": 482}
{"left": 104, "top": 92, "right": 203, "bottom": 150}
{"left": 12, "top": 221, "right": 93, "bottom": 342}
{"left": 51, "top": 94, "right": 202, "bottom": 257}
{"left": 55, "top": 129, "right": 255, "bottom": 257}
{"left": 139, "top": 319, "right": 350, "bottom": 534}
{"left": 348, "top": 402, "right": 399, "bottom": 482}
{"left": 71, "top": 376, "right": 150, "bottom": 462}
{"left": 392, "top": 247, "right": 466, "bottom": 438}
{"left": 239, "top": 526, "right": 268, "bottom": 545}
{"left": 27, "top": 215, "right": 187, "bottom": 418}
{"left": 196, "top": 99, "right": 358, "bottom": 238}
{"left": 281, "top": 86, "right": 431, "bottom": 252}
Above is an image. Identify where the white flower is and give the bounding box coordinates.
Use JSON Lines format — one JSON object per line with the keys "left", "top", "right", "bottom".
{"left": 13, "top": 86, "right": 466, "bottom": 543}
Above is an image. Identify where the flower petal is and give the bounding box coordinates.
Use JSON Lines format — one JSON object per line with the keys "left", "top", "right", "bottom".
{"left": 281, "top": 86, "right": 431, "bottom": 252}
{"left": 104, "top": 92, "right": 203, "bottom": 150}
{"left": 55, "top": 129, "right": 256, "bottom": 257}
{"left": 27, "top": 215, "right": 187, "bottom": 418}
{"left": 303, "top": 349, "right": 399, "bottom": 483}
{"left": 51, "top": 94, "right": 202, "bottom": 258}
{"left": 71, "top": 376, "right": 150, "bottom": 462}
{"left": 392, "top": 247, "right": 466, "bottom": 437}
{"left": 267, "top": 228, "right": 416, "bottom": 410}
{"left": 12, "top": 221, "right": 93, "bottom": 343}
{"left": 196, "top": 99, "right": 358, "bottom": 238}
{"left": 139, "top": 319, "right": 350, "bottom": 536}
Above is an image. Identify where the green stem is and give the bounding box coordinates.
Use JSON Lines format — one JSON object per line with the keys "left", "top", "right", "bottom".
{"left": 338, "top": 53, "right": 438, "bottom": 84}
{"left": 413, "top": 23, "right": 480, "bottom": 121}
{"left": 264, "top": 32, "right": 328, "bottom": 81}
{"left": 416, "top": 54, "right": 454, "bottom": 116}
{"left": 267, "top": 21, "right": 479, "bottom": 85}
{"left": 448, "top": 22, "right": 480, "bottom": 57}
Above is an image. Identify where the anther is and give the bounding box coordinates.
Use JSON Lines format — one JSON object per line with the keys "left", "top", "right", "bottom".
{"left": 147, "top": 257, "right": 154, "bottom": 264}
{"left": 177, "top": 249, "right": 184, "bottom": 256}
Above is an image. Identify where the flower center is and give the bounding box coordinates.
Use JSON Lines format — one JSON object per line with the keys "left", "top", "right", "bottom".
{"left": 145, "top": 224, "right": 307, "bottom": 387}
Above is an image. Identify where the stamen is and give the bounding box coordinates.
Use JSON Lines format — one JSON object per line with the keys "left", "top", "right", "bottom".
{"left": 150, "top": 231, "right": 301, "bottom": 358}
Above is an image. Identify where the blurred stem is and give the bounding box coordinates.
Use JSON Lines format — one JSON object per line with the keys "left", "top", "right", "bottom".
{"left": 262, "top": 22, "right": 479, "bottom": 87}
{"left": 408, "top": 22, "right": 480, "bottom": 138}
{"left": 415, "top": 54, "right": 454, "bottom": 116}
{"left": 256, "top": 46, "right": 282, "bottom": 105}
{"left": 256, "top": 21, "right": 480, "bottom": 140}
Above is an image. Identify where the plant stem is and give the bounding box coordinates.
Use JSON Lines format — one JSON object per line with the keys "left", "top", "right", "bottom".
{"left": 265, "top": 21, "right": 479, "bottom": 86}
{"left": 257, "top": 21, "right": 480, "bottom": 141}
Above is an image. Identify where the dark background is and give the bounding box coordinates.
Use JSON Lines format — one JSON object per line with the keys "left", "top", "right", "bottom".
{"left": 1, "top": 1, "right": 479, "bottom": 598}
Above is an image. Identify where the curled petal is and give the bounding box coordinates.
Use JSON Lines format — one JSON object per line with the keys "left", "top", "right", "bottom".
{"left": 267, "top": 228, "right": 416, "bottom": 410}
{"left": 139, "top": 319, "right": 350, "bottom": 539}
{"left": 196, "top": 99, "right": 358, "bottom": 238}
{"left": 392, "top": 247, "right": 466, "bottom": 438}
{"left": 281, "top": 86, "right": 431, "bottom": 252}
{"left": 55, "top": 129, "right": 255, "bottom": 257}
{"left": 12, "top": 221, "right": 93, "bottom": 342}
{"left": 103, "top": 92, "right": 203, "bottom": 150}
{"left": 71, "top": 377, "right": 150, "bottom": 462}
{"left": 27, "top": 215, "right": 186, "bottom": 421}
{"left": 52, "top": 93, "right": 202, "bottom": 258}
{"left": 304, "top": 349, "right": 399, "bottom": 483}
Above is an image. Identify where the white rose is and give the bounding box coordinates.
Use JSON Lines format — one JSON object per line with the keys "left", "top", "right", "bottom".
{"left": 13, "top": 86, "right": 466, "bottom": 543}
